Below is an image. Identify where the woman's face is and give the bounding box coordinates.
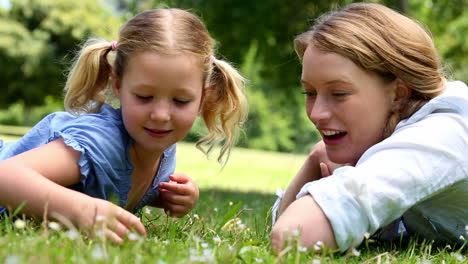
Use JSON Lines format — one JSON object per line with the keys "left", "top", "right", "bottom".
{"left": 302, "top": 44, "right": 398, "bottom": 165}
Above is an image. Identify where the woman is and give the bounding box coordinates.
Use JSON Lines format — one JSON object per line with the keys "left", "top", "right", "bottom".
{"left": 271, "top": 2, "right": 468, "bottom": 252}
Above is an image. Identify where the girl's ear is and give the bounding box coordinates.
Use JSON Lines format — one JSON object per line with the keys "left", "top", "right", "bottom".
{"left": 111, "top": 71, "right": 122, "bottom": 98}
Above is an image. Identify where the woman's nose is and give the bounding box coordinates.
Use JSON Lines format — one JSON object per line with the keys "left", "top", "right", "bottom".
{"left": 308, "top": 96, "right": 331, "bottom": 124}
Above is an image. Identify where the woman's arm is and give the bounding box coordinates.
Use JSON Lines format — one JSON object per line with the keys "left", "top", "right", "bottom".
{"left": 0, "top": 138, "right": 145, "bottom": 243}
{"left": 278, "top": 140, "right": 343, "bottom": 216}
{"left": 272, "top": 195, "right": 338, "bottom": 251}
{"left": 277, "top": 153, "right": 322, "bottom": 216}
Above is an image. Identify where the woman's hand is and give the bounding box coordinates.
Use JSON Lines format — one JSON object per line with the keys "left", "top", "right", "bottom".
{"left": 77, "top": 197, "right": 146, "bottom": 244}
{"left": 311, "top": 140, "right": 346, "bottom": 177}
{"left": 158, "top": 173, "right": 199, "bottom": 218}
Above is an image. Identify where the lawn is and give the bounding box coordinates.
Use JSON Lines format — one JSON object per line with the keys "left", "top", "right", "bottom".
{"left": 0, "top": 131, "right": 466, "bottom": 263}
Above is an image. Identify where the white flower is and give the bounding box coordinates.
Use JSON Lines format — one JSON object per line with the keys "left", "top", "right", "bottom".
{"left": 4, "top": 255, "right": 20, "bottom": 264}
{"left": 128, "top": 232, "right": 140, "bottom": 241}
{"left": 144, "top": 207, "right": 152, "bottom": 215}
{"left": 453, "top": 253, "right": 464, "bottom": 261}
{"left": 66, "top": 229, "right": 79, "bottom": 240}
{"left": 213, "top": 236, "right": 221, "bottom": 243}
{"left": 48, "top": 221, "right": 61, "bottom": 231}
{"left": 313, "top": 244, "right": 321, "bottom": 252}
{"left": 193, "top": 214, "right": 199, "bottom": 219}
{"left": 312, "top": 259, "right": 321, "bottom": 264}
{"left": 255, "top": 257, "right": 263, "bottom": 263}
{"left": 363, "top": 232, "right": 370, "bottom": 239}
{"left": 214, "top": 208, "right": 218, "bottom": 212}
{"left": 350, "top": 248, "right": 361, "bottom": 257}
{"left": 91, "top": 246, "right": 106, "bottom": 260}
{"left": 298, "top": 246, "right": 307, "bottom": 252}
{"left": 163, "top": 240, "right": 170, "bottom": 245}
{"left": 238, "top": 223, "right": 246, "bottom": 229}
{"left": 292, "top": 229, "right": 300, "bottom": 236}
{"left": 13, "top": 219, "right": 26, "bottom": 229}
{"left": 95, "top": 230, "right": 105, "bottom": 239}
{"left": 465, "top": 225, "right": 468, "bottom": 234}
{"left": 201, "top": 242, "right": 209, "bottom": 248}
{"left": 459, "top": 235, "right": 465, "bottom": 241}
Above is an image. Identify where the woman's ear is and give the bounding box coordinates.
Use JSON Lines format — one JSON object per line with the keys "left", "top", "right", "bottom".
{"left": 392, "top": 78, "right": 411, "bottom": 104}
{"left": 111, "top": 71, "right": 122, "bottom": 98}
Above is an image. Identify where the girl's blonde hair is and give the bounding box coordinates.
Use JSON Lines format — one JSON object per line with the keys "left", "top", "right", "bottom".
{"left": 294, "top": 3, "right": 446, "bottom": 138}
{"left": 64, "top": 8, "right": 248, "bottom": 164}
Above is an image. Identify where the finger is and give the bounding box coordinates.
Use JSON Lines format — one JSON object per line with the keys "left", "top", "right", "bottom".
{"left": 104, "top": 228, "right": 124, "bottom": 244}
{"left": 160, "top": 191, "right": 191, "bottom": 205}
{"left": 116, "top": 210, "right": 146, "bottom": 236}
{"left": 164, "top": 204, "right": 189, "bottom": 218}
{"left": 319, "top": 162, "right": 331, "bottom": 177}
{"left": 110, "top": 221, "right": 130, "bottom": 239}
{"left": 159, "top": 181, "right": 191, "bottom": 195}
{"left": 169, "top": 173, "right": 190, "bottom": 184}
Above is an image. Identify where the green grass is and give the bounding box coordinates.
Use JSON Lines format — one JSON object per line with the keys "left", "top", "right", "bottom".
{"left": 0, "top": 132, "right": 467, "bottom": 263}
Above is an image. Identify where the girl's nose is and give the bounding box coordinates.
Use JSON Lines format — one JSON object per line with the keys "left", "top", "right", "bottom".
{"left": 150, "top": 102, "right": 171, "bottom": 122}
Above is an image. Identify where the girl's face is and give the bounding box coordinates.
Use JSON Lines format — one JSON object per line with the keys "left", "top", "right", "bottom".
{"left": 113, "top": 51, "right": 204, "bottom": 156}
{"left": 302, "top": 44, "right": 398, "bottom": 165}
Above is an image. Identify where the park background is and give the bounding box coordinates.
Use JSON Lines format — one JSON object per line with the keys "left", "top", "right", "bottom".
{"left": 0, "top": 0, "right": 467, "bottom": 263}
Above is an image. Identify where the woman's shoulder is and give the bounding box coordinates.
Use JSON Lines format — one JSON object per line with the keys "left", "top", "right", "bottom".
{"left": 396, "top": 81, "right": 468, "bottom": 129}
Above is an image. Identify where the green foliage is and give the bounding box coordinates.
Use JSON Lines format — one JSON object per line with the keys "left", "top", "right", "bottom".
{"left": 408, "top": 0, "right": 468, "bottom": 82}
{"left": 0, "top": 0, "right": 121, "bottom": 108}
{"left": 0, "top": 0, "right": 466, "bottom": 154}
{"left": 0, "top": 96, "right": 63, "bottom": 126}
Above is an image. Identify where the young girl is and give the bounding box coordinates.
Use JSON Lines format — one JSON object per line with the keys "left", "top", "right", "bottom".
{"left": 271, "top": 3, "right": 467, "bottom": 252}
{"left": 0, "top": 8, "right": 247, "bottom": 243}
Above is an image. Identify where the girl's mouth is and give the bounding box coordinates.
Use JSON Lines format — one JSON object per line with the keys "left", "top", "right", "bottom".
{"left": 144, "top": 128, "right": 172, "bottom": 138}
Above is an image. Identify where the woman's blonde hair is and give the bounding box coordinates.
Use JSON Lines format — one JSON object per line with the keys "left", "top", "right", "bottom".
{"left": 64, "top": 8, "right": 248, "bottom": 164}
{"left": 294, "top": 3, "right": 446, "bottom": 138}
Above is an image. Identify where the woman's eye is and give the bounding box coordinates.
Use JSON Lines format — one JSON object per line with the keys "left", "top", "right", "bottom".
{"left": 301, "top": 91, "right": 316, "bottom": 97}
{"left": 332, "top": 91, "right": 348, "bottom": 97}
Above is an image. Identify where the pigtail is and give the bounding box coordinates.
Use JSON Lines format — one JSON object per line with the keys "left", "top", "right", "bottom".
{"left": 64, "top": 39, "right": 114, "bottom": 115}
{"left": 198, "top": 58, "right": 248, "bottom": 165}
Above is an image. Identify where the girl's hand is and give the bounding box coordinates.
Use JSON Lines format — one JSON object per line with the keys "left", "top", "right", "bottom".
{"left": 158, "top": 173, "right": 199, "bottom": 218}
{"left": 77, "top": 197, "right": 146, "bottom": 244}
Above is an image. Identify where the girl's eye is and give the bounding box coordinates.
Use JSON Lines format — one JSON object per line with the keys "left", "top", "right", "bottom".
{"left": 174, "top": 98, "right": 190, "bottom": 104}
{"left": 136, "top": 95, "right": 152, "bottom": 101}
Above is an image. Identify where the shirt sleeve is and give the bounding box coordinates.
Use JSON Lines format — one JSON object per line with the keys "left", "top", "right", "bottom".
{"left": 296, "top": 112, "right": 468, "bottom": 251}
{"left": 47, "top": 112, "right": 131, "bottom": 203}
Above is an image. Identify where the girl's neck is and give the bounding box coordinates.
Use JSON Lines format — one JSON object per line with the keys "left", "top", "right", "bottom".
{"left": 130, "top": 143, "right": 162, "bottom": 170}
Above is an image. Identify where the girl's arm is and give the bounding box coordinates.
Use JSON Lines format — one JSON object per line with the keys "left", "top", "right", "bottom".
{"left": 0, "top": 139, "right": 145, "bottom": 242}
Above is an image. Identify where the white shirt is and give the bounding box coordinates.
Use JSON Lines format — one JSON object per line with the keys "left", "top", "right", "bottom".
{"left": 296, "top": 80, "right": 468, "bottom": 251}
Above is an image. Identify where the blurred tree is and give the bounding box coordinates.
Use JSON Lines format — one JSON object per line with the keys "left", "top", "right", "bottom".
{"left": 408, "top": 0, "right": 467, "bottom": 82}
{"left": 0, "top": 0, "right": 121, "bottom": 108}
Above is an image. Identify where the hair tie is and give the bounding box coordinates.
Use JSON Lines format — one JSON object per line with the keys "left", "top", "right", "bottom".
{"left": 210, "top": 55, "right": 216, "bottom": 64}
{"left": 111, "top": 41, "right": 118, "bottom": 51}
